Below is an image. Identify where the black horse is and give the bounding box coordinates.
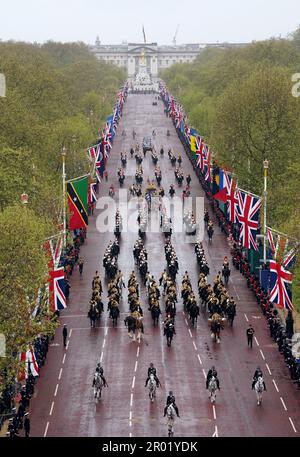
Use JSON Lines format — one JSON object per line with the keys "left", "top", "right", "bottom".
{"left": 151, "top": 306, "right": 161, "bottom": 326}
{"left": 189, "top": 304, "right": 199, "bottom": 327}
{"left": 165, "top": 325, "right": 175, "bottom": 347}
{"left": 110, "top": 306, "right": 120, "bottom": 327}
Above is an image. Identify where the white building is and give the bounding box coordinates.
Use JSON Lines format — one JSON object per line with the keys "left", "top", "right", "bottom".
{"left": 90, "top": 37, "right": 249, "bottom": 78}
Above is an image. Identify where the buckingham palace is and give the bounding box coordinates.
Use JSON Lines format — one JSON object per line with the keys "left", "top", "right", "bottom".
{"left": 90, "top": 37, "right": 248, "bottom": 78}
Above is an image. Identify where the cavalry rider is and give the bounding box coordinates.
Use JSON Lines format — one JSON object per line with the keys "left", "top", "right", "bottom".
{"left": 252, "top": 366, "right": 267, "bottom": 391}
{"left": 93, "top": 363, "right": 108, "bottom": 387}
{"left": 206, "top": 366, "right": 220, "bottom": 390}
{"left": 145, "top": 363, "right": 161, "bottom": 387}
{"left": 163, "top": 314, "right": 176, "bottom": 335}
{"left": 164, "top": 391, "right": 180, "bottom": 417}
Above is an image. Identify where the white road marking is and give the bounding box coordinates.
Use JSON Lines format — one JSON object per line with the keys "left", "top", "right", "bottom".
{"left": 49, "top": 401, "right": 54, "bottom": 416}
{"left": 202, "top": 368, "right": 206, "bottom": 378}
{"left": 100, "top": 351, "right": 104, "bottom": 362}
{"left": 105, "top": 327, "right": 108, "bottom": 336}
{"left": 212, "top": 425, "right": 218, "bottom": 437}
{"left": 62, "top": 354, "right": 66, "bottom": 365}
{"left": 132, "top": 376, "right": 135, "bottom": 389}
{"left": 232, "top": 284, "right": 240, "bottom": 301}
{"left": 129, "top": 432, "right": 132, "bottom": 437}
{"left": 44, "top": 422, "right": 50, "bottom": 437}
{"left": 260, "top": 349, "right": 265, "bottom": 360}
{"left": 66, "top": 341, "right": 69, "bottom": 350}
{"left": 272, "top": 379, "right": 279, "bottom": 393}
{"left": 102, "top": 339, "right": 106, "bottom": 349}
{"left": 130, "top": 393, "right": 133, "bottom": 407}
{"left": 212, "top": 405, "right": 217, "bottom": 420}
{"left": 129, "top": 411, "right": 132, "bottom": 420}
{"left": 289, "top": 417, "right": 297, "bottom": 433}
{"left": 244, "top": 313, "right": 249, "bottom": 322}
{"left": 54, "top": 384, "right": 59, "bottom": 397}
{"left": 193, "top": 341, "right": 197, "bottom": 351}
{"left": 254, "top": 337, "right": 259, "bottom": 347}
{"left": 129, "top": 421, "right": 132, "bottom": 427}
{"left": 185, "top": 319, "right": 188, "bottom": 326}
{"left": 69, "top": 329, "right": 73, "bottom": 337}
{"left": 134, "top": 361, "right": 138, "bottom": 372}
{"left": 265, "top": 363, "right": 272, "bottom": 376}
{"left": 280, "top": 397, "right": 287, "bottom": 411}
{"left": 136, "top": 347, "right": 140, "bottom": 358}
{"left": 58, "top": 368, "right": 63, "bottom": 380}
{"left": 197, "top": 354, "right": 203, "bottom": 365}
{"left": 188, "top": 329, "right": 193, "bottom": 338}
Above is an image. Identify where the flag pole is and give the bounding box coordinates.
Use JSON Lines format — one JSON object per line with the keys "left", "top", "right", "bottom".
{"left": 62, "top": 146, "right": 67, "bottom": 249}
{"left": 263, "top": 159, "right": 269, "bottom": 264}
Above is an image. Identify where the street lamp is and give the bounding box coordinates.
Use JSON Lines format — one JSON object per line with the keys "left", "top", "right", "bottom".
{"left": 62, "top": 147, "right": 67, "bottom": 249}
{"left": 263, "top": 159, "right": 269, "bottom": 264}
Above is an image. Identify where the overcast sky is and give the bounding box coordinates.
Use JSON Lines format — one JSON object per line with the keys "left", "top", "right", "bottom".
{"left": 0, "top": 0, "right": 299, "bottom": 45}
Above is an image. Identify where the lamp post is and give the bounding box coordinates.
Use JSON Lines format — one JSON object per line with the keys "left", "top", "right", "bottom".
{"left": 62, "top": 146, "right": 67, "bottom": 248}
{"left": 263, "top": 159, "right": 269, "bottom": 264}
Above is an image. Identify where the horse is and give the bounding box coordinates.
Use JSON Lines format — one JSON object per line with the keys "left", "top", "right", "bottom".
{"left": 166, "top": 403, "right": 175, "bottom": 437}
{"left": 165, "top": 324, "right": 175, "bottom": 347}
{"left": 210, "top": 314, "right": 222, "bottom": 343}
{"left": 207, "top": 226, "right": 214, "bottom": 244}
{"left": 147, "top": 374, "right": 156, "bottom": 402}
{"left": 254, "top": 376, "right": 264, "bottom": 405}
{"left": 189, "top": 304, "right": 199, "bottom": 327}
{"left": 151, "top": 306, "right": 161, "bottom": 326}
{"left": 110, "top": 306, "right": 120, "bottom": 327}
{"left": 93, "top": 373, "right": 104, "bottom": 399}
{"left": 208, "top": 376, "right": 217, "bottom": 403}
{"left": 222, "top": 265, "right": 230, "bottom": 285}
{"left": 88, "top": 306, "right": 98, "bottom": 328}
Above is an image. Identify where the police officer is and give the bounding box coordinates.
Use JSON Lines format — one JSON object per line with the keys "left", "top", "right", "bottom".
{"left": 206, "top": 366, "right": 220, "bottom": 390}
{"left": 246, "top": 325, "right": 255, "bottom": 348}
{"left": 164, "top": 391, "right": 180, "bottom": 417}
{"left": 145, "top": 363, "right": 161, "bottom": 387}
{"left": 252, "top": 366, "right": 266, "bottom": 390}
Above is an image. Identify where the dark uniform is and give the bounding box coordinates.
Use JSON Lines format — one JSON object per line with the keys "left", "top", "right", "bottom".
{"left": 145, "top": 366, "right": 160, "bottom": 387}
{"left": 206, "top": 368, "right": 220, "bottom": 390}
{"left": 164, "top": 393, "right": 180, "bottom": 417}
{"left": 252, "top": 369, "right": 266, "bottom": 390}
{"left": 246, "top": 326, "right": 255, "bottom": 348}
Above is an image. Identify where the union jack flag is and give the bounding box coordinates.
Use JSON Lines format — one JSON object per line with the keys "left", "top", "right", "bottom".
{"left": 203, "top": 146, "right": 212, "bottom": 182}
{"left": 236, "top": 190, "right": 261, "bottom": 251}
{"left": 269, "top": 260, "right": 293, "bottom": 310}
{"left": 50, "top": 267, "right": 66, "bottom": 311}
{"left": 224, "top": 172, "right": 238, "bottom": 222}
{"left": 195, "top": 136, "right": 205, "bottom": 170}
{"left": 283, "top": 249, "right": 296, "bottom": 269}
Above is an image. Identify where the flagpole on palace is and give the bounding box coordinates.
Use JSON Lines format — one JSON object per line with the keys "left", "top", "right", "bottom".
{"left": 62, "top": 146, "right": 67, "bottom": 249}
{"left": 263, "top": 159, "right": 269, "bottom": 264}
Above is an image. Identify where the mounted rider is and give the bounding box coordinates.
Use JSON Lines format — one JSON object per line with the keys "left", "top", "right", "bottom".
{"left": 252, "top": 366, "right": 267, "bottom": 390}
{"left": 206, "top": 366, "right": 220, "bottom": 390}
{"left": 163, "top": 315, "right": 176, "bottom": 335}
{"left": 93, "top": 363, "right": 108, "bottom": 387}
{"left": 145, "top": 363, "right": 161, "bottom": 387}
{"left": 164, "top": 391, "right": 180, "bottom": 417}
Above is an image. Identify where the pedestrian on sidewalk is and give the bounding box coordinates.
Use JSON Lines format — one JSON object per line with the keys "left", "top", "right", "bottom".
{"left": 63, "top": 324, "right": 68, "bottom": 348}
{"left": 246, "top": 325, "right": 255, "bottom": 348}
{"left": 104, "top": 170, "right": 108, "bottom": 181}
{"left": 24, "top": 413, "right": 30, "bottom": 437}
{"left": 78, "top": 257, "right": 84, "bottom": 276}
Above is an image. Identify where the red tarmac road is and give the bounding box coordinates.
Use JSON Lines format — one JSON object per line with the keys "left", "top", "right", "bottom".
{"left": 28, "top": 94, "right": 300, "bottom": 437}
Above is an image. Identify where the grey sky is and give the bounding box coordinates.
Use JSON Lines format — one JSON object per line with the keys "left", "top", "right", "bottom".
{"left": 0, "top": 0, "right": 299, "bottom": 45}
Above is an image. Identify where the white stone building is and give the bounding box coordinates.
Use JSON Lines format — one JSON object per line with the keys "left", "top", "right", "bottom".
{"left": 90, "top": 37, "right": 248, "bottom": 78}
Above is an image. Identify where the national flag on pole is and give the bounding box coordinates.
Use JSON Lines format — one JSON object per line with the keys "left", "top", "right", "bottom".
{"left": 236, "top": 190, "right": 261, "bottom": 251}
{"left": 26, "top": 345, "right": 39, "bottom": 377}
{"left": 204, "top": 146, "right": 212, "bottom": 182}
{"left": 283, "top": 249, "right": 296, "bottom": 270}
{"left": 195, "top": 136, "right": 206, "bottom": 170}
{"left": 67, "top": 176, "right": 89, "bottom": 230}
{"left": 49, "top": 267, "right": 66, "bottom": 311}
{"left": 269, "top": 260, "right": 293, "bottom": 310}
{"left": 89, "top": 181, "right": 98, "bottom": 205}
{"left": 267, "top": 227, "right": 276, "bottom": 255}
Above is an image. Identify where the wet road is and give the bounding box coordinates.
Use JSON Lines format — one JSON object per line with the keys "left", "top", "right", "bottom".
{"left": 29, "top": 94, "right": 300, "bottom": 437}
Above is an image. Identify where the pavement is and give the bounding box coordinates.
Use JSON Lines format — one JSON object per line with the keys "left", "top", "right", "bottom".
{"left": 27, "top": 93, "right": 300, "bottom": 437}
